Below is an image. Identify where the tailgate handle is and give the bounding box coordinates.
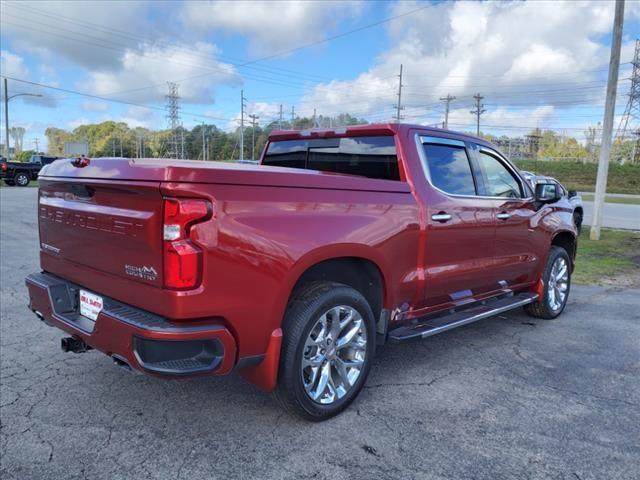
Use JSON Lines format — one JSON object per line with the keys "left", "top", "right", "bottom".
{"left": 70, "top": 184, "right": 94, "bottom": 198}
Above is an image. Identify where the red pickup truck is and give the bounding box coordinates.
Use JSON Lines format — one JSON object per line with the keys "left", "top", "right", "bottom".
{"left": 26, "top": 124, "right": 576, "bottom": 421}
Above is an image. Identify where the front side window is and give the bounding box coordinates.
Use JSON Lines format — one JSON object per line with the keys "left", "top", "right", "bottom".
{"left": 421, "top": 143, "right": 476, "bottom": 196}
{"left": 263, "top": 136, "right": 400, "bottom": 181}
{"left": 476, "top": 151, "right": 523, "bottom": 198}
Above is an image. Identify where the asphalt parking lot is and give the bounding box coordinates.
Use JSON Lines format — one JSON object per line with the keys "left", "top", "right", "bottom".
{"left": 1, "top": 187, "right": 639, "bottom": 480}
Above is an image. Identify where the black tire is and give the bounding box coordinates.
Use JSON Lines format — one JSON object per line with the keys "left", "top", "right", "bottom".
{"left": 15, "top": 172, "right": 30, "bottom": 187}
{"left": 573, "top": 211, "right": 583, "bottom": 235}
{"left": 274, "top": 281, "right": 376, "bottom": 421}
{"left": 525, "top": 246, "right": 571, "bottom": 319}
{"left": 3, "top": 180, "right": 15, "bottom": 186}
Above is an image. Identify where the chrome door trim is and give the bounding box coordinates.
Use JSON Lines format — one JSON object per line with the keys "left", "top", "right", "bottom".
{"left": 414, "top": 133, "right": 533, "bottom": 201}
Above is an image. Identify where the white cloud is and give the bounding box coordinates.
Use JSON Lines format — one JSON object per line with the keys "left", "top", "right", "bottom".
{"left": 1, "top": 50, "right": 29, "bottom": 78}
{"left": 79, "top": 42, "right": 240, "bottom": 104}
{"left": 301, "top": 0, "right": 632, "bottom": 130}
{"left": 81, "top": 101, "right": 109, "bottom": 112}
{"left": 1, "top": 1, "right": 156, "bottom": 70}
{"left": 66, "top": 117, "right": 92, "bottom": 130}
{"left": 447, "top": 105, "right": 557, "bottom": 131}
{"left": 1, "top": 49, "right": 58, "bottom": 107}
{"left": 181, "top": 0, "right": 363, "bottom": 56}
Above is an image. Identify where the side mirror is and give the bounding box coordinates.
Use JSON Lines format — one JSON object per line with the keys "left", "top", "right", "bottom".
{"left": 535, "top": 183, "right": 561, "bottom": 203}
{"left": 568, "top": 189, "right": 577, "bottom": 198}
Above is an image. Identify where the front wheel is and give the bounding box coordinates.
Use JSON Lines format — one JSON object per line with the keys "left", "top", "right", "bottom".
{"left": 525, "top": 246, "right": 571, "bottom": 319}
{"left": 15, "top": 172, "right": 30, "bottom": 187}
{"left": 274, "top": 282, "right": 376, "bottom": 421}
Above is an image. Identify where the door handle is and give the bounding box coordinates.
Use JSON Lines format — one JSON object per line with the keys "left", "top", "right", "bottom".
{"left": 431, "top": 212, "right": 452, "bottom": 223}
{"left": 497, "top": 212, "right": 511, "bottom": 220}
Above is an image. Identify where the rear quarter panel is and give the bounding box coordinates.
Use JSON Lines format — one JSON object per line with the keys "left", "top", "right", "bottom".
{"left": 161, "top": 181, "right": 421, "bottom": 357}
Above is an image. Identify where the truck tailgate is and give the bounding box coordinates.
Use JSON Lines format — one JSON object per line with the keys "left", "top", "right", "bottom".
{"left": 38, "top": 178, "right": 163, "bottom": 287}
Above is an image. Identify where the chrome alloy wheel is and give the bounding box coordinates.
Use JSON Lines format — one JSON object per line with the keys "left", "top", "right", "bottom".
{"left": 547, "top": 256, "right": 569, "bottom": 311}
{"left": 16, "top": 174, "right": 29, "bottom": 186}
{"left": 301, "top": 305, "right": 367, "bottom": 405}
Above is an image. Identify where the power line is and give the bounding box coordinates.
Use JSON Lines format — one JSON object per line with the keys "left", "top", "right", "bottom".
{"left": 238, "top": 3, "right": 435, "bottom": 64}
{"left": 0, "top": 4, "right": 337, "bottom": 85}
{"left": 1, "top": 6, "right": 404, "bottom": 98}
{"left": 0, "top": 75, "right": 231, "bottom": 122}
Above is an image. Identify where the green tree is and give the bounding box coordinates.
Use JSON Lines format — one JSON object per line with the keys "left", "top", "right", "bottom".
{"left": 14, "top": 149, "right": 35, "bottom": 162}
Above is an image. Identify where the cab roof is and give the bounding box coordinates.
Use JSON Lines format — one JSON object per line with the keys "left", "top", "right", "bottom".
{"left": 267, "top": 123, "right": 497, "bottom": 150}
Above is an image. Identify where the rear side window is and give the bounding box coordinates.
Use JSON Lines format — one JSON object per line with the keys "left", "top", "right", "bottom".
{"left": 263, "top": 136, "right": 400, "bottom": 181}
{"left": 262, "top": 140, "right": 307, "bottom": 169}
{"left": 421, "top": 143, "right": 476, "bottom": 196}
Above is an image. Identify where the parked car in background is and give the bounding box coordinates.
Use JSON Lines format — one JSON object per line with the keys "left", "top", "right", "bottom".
{"left": 1, "top": 154, "right": 62, "bottom": 186}
{"left": 521, "top": 171, "right": 583, "bottom": 233}
{"left": 26, "top": 124, "right": 577, "bottom": 420}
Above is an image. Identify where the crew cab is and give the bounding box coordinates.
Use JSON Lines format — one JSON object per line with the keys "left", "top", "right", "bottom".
{"left": 1, "top": 154, "right": 61, "bottom": 186}
{"left": 25, "top": 124, "right": 577, "bottom": 421}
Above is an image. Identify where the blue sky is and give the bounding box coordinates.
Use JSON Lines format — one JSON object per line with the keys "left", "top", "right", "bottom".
{"left": 1, "top": 0, "right": 639, "bottom": 152}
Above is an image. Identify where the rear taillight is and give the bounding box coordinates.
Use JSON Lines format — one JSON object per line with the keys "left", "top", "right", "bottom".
{"left": 162, "top": 197, "right": 211, "bottom": 289}
{"left": 1, "top": 163, "right": 6, "bottom": 172}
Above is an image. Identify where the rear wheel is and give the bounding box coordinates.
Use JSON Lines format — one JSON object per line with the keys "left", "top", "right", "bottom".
{"left": 3, "top": 180, "right": 15, "bottom": 186}
{"left": 274, "top": 282, "right": 376, "bottom": 421}
{"left": 15, "top": 172, "right": 30, "bottom": 187}
{"left": 525, "top": 246, "right": 571, "bottom": 319}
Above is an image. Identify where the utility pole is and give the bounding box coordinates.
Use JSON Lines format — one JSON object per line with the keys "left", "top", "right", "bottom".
{"left": 248, "top": 114, "right": 259, "bottom": 160}
{"left": 240, "top": 89, "right": 246, "bottom": 161}
{"left": 180, "top": 128, "right": 185, "bottom": 159}
{"left": 394, "top": 64, "right": 404, "bottom": 123}
{"left": 291, "top": 106, "right": 295, "bottom": 129}
{"left": 4, "top": 78, "right": 9, "bottom": 160}
{"left": 470, "top": 93, "right": 486, "bottom": 136}
{"left": 440, "top": 94, "right": 456, "bottom": 129}
{"left": 201, "top": 122, "right": 206, "bottom": 161}
{"left": 279, "top": 104, "right": 283, "bottom": 130}
{"left": 313, "top": 108, "right": 317, "bottom": 128}
{"left": 33, "top": 137, "right": 39, "bottom": 153}
{"left": 591, "top": 0, "right": 625, "bottom": 241}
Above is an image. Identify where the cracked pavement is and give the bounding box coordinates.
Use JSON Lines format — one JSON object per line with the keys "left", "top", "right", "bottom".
{"left": 2, "top": 187, "right": 639, "bottom": 479}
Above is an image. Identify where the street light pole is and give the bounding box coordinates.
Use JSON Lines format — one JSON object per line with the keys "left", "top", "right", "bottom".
{"left": 4, "top": 79, "right": 8, "bottom": 160}
{"left": 3, "top": 78, "right": 43, "bottom": 160}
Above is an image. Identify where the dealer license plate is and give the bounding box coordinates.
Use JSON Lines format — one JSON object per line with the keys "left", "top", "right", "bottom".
{"left": 79, "top": 290, "right": 103, "bottom": 321}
